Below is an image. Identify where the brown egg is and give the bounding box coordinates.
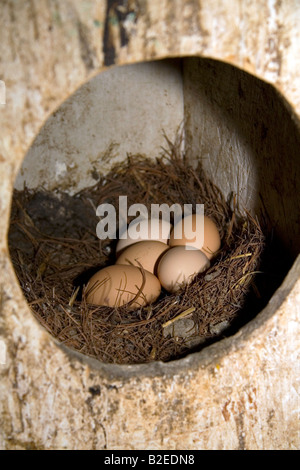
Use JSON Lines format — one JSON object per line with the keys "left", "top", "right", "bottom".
{"left": 116, "top": 240, "right": 169, "bottom": 275}
{"left": 169, "top": 214, "right": 221, "bottom": 259}
{"left": 84, "top": 265, "right": 161, "bottom": 309}
{"left": 116, "top": 218, "right": 172, "bottom": 255}
{"left": 157, "top": 246, "right": 210, "bottom": 293}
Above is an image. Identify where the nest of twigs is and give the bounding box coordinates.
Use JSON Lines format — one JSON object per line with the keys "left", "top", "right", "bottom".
{"left": 8, "top": 133, "right": 265, "bottom": 364}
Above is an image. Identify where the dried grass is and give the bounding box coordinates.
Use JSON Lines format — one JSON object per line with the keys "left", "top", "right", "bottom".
{"left": 8, "top": 133, "right": 265, "bottom": 364}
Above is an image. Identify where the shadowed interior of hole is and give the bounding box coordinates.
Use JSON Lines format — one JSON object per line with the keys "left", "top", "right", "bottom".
{"left": 182, "top": 57, "right": 300, "bottom": 339}
{"left": 8, "top": 57, "right": 300, "bottom": 362}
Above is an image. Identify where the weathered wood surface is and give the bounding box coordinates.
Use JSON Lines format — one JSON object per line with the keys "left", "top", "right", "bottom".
{"left": 0, "top": 0, "right": 299, "bottom": 450}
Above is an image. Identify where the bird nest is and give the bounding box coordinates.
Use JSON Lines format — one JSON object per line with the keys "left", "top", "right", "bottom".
{"left": 8, "top": 133, "right": 265, "bottom": 364}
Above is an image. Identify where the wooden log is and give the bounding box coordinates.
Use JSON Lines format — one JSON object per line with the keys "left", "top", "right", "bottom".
{"left": 0, "top": 0, "right": 299, "bottom": 450}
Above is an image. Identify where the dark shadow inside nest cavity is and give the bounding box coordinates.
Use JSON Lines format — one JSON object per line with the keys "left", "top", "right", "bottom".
{"left": 8, "top": 140, "right": 289, "bottom": 365}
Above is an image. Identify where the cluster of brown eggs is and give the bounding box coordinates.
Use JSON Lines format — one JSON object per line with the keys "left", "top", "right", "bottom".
{"left": 85, "top": 214, "right": 221, "bottom": 310}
